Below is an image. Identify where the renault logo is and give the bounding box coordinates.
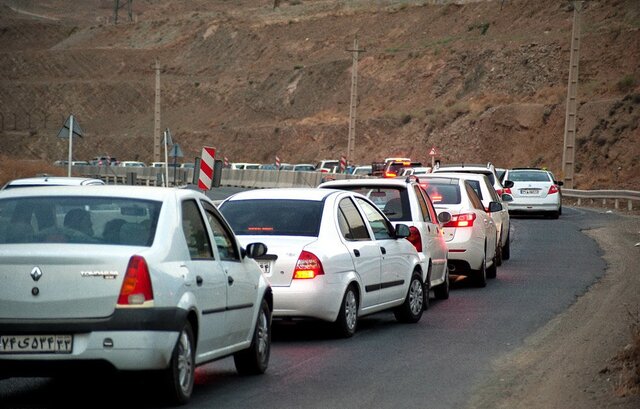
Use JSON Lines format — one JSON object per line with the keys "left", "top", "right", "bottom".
{"left": 30, "top": 267, "right": 43, "bottom": 282}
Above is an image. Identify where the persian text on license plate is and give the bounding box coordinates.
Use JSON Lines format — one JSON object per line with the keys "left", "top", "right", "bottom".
{"left": 0, "top": 335, "right": 73, "bottom": 354}
{"left": 258, "top": 261, "right": 272, "bottom": 275}
{"left": 521, "top": 188, "right": 539, "bottom": 195}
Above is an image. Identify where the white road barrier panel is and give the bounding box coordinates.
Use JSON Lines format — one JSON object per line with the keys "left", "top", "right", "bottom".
{"left": 198, "top": 146, "right": 216, "bottom": 190}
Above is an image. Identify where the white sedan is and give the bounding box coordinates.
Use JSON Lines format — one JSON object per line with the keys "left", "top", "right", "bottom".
{"left": 503, "top": 168, "right": 563, "bottom": 218}
{"left": 0, "top": 186, "right": 272, "bottom": 404}
{"left": 219, "top": 188, "right": 425, "bottom": 337}
{"left": 419, "top": 175, "right": 500, "bottom": 287}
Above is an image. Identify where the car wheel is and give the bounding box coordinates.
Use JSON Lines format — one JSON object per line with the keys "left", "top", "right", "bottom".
{"left": 473, "top": 257, "right": 487, "bottom": 288}
{"left": 502, "top": 231, "right": 511, "bottom": 260}
{"left": 487, "top": 252, "right": 497, "bottom": 279}
{"left": 234, "top": 298, "right": 271, "bottom": 375}
{"left": 162, "top": 322, "right": 195, "bottom": 405}
{"left": 433, "top": 265, "right": 450, "bottom": 300}
{"left": 335, "top": 285, "right": 358, "bottom": 338}
{"left": 394, "top": 274, "right": 424, "bottom": 323}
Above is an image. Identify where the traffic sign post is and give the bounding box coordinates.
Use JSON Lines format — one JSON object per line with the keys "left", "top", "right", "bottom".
{"left": 339, "top": 156, "right": 347, "bottom": 173}
{"left": 57, "top": 115, "right": 84, "bottom": 177}
{"left": 198, "top": 146, "right": 216, "bottom": 190}
{"left": 169, "top": 143, "right": 183, "bottom": 185}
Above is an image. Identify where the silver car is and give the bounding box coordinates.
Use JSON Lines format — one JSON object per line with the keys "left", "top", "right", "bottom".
{"left": 219, "top": 188, "right": 425, "bottom": 338}
{"left": 0, "top": 186, "right": 272, "bottom": 404}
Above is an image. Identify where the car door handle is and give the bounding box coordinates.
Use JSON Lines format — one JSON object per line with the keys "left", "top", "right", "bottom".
{"left": 228, "top": 276, "right": 234, "bottom": 285}
{"left": 196, "top": 275, "right": 203, "bottom": 287}
{"left": 380, "top": 247, "right": 386, "bottom": 255}
{"left": 353, "top": 249, "right": 360, "bottom": 257}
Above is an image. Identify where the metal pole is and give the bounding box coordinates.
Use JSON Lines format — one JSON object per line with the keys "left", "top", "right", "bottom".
{"left": 154, "top": 59, "right": 161, "bottom": 163}
{"left": 67, "top": 115, "right": 73, "bottom": 177}
{"left": 163, "top": 130, "right": 169, "bottom": 187}
{"left": 347, "top": 37, "right": 360, "bottom": 164}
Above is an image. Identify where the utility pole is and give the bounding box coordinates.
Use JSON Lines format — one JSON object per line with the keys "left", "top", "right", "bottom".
{"left": 113, "top": 0, "right": 133, "bottom": 24}
{"left": 153, "top": 58, "right": 161, "bottom": 163}
{"left": 346, "top": 37, "right": 365, "bottom": 165}
{"left": 562, "top": 1, "right": 583, "bottom": 189}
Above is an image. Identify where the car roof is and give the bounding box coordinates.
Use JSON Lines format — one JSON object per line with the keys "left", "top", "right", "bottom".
{"left": 3, "top": 176, "right": 105, "bottom": 188}
{"left": 0, "top": 185, "right": 205, "bottom": 201}
{"left": 319, "top": 178, "right": 414, "bottom": 189}
{"left": 423, "top": 171, "right": 490, "bottom": 183}
{"left": 225, "top": 188, "right": 338, "bottom": 202}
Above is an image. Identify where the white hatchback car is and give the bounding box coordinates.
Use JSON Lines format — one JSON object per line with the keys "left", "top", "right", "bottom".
{"left": 502, "top": 168, "right": 563, "bottom": 218}
{"left": 0, "top": 186, "right": 272, "bottom": 404}
{"left": 219, "top": 188, "right": 425, "bottom": 337}
{"left": 419, "top": 175, "right": 500, "bottom": 287}
{"left": 424, "top": 172, "right": 512, "bottom": 263}
{"left": 319, "top": 177, "right": 452, "bottom": 302}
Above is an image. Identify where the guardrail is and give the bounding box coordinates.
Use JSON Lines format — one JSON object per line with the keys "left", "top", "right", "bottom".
{"left": 563, "top": 188, "right": 640, "bottom": 210}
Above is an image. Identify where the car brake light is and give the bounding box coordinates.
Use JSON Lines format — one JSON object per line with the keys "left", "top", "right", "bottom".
{"left": 293, "top": 250, "right": 325, "bottom": 279}
{"left": 118, "top": 255, "right": 154, "bottom": 306}
{"left": 548, "top": 185, "right": 559, "bottom": 194}
{"left": 407, "top": 226, "right": 422, "bottom": 252}
{"left": 443, "top": 213, "right": 476, "bottom": 228}
{"left": 384, "top": 171, "right": 397, "bottom": 178}
{"left": 496, "top": 188, "right": 503, "bottom": 196}
{"left": 503, "top": 187, "right": 512, "bottom": 194}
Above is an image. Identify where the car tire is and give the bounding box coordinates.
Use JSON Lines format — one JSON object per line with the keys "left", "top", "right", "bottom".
{"left": 433, "top": 265, "right": 450, "bottom": 300}
{"left": 502, "top": 231, "right": 511, "bottom": 260}
{"left": 473, "top": 257, "right": 487, "bottom": 288}
{"left": 394, "top": 274, "right": 424, "bottom": 323}
{"left": 335, "top": 285, "right": 358, "bottom": 338}
{"left": 162, "top": 321, "right": 195, "bottom": 405}
{"left": 234, "top": 298, "right": 271, "bottom": 375}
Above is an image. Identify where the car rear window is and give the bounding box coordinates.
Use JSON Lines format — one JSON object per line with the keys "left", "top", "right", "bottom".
{"left": 507, "top": 171, "right": 551, "bottom": 182}
{"left": 324, "top": 186, "right": 410, "bottom": 222}
{"left": 0, "top": 196, "right": 160, "bottom": 246}
{"left": 219, "top": 199, "right": 323, "bottom": 236}
{"left": 422, "top": 183, "right": 461, "bottom": 205}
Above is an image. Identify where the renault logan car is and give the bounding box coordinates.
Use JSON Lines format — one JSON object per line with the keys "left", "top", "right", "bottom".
{"left": 0, "top": 186, "right": 272, "bottom": 404}
{"left": 219, "top": 188, "right": 425, "bottom": 337}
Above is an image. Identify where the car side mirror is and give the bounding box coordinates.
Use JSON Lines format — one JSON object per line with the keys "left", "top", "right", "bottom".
{"left": 503, "top": 180, "right": 514, "bottom": 188}
{"left": 395, "top": 224, "right": 410, "bottom": 239}
{"left": 501, "top": 193, "right": 514, "bottom": 202}
{"left": 437, "top": 211, "right": 452, "bottom": 224}
{"left": 244, "top": 242, "right": 267, "bottom": 259}
{"left": 488, "top": 201, "right": 503, "bottom": 213}
{"left": 556, "top": 180, "right": 564, "bottom": 186}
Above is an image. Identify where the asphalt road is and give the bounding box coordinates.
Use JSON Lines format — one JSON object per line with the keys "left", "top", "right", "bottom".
{"left": 0, "top": 207, "right": 614, "bottom": 408}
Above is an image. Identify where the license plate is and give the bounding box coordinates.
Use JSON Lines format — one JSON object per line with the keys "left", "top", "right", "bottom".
{"left": 257, "top": 261, "right": 272, "bottom": 275}
{"left": 0, "top": 335, "right": 73, "bottom": 354}
{"left": 521, "top": 188, "right": 539, "bottom": 195}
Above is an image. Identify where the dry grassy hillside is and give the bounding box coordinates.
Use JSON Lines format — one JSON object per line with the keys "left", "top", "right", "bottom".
{"left": 0, "top": 0, "right": 638, "bottom": 189}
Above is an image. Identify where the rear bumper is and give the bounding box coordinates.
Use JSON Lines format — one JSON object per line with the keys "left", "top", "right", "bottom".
{"left": 508, "top": 202, "right": 560, "bottom": 213}
{"left": 272, "top": 276, "right": 348, "bottom": 322}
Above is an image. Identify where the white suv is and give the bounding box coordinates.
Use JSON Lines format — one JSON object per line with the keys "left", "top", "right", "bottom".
{"left": 319, "top": 177, "right": 452, "bottom": 302}
{"left": 432, "top": 162, "right": 513, "bottom": 197}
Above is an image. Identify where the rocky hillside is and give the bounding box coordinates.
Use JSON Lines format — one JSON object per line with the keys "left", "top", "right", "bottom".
{"left": 0, "top": 0, "right": 638, "bottom": 189}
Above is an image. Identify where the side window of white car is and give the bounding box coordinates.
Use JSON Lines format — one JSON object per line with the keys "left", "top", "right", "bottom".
{"left": 413, "top": 185, "right": 432, "bottom": 223}
{"left": 355, "top": 197, "right": 394, "bottom": 240}
{"left": 201, "top": 202, "right": 240, "bottom": 261}
{"left": 181, "top": 200, "right": 214, "bottom": 260}
{"left": 338, "top": 198, "right": 371, "bottom": 241}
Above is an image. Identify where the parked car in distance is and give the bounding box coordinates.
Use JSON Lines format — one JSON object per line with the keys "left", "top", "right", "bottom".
{"left": 319, "top": 177, "right": 452, "bottom": 302}
{"left": 383, "top": 161, "right": 423, "bottom": 178}
{"left": 119, "top": 161, "right": 146, "bottom": 168}
{"left": 419, "top": 175, "right": 499, "bottom": 287}
{"left": 1, "top": 176, "right": 105, "bottom": 190}
{"left": 219, "top": 188, "right": 425, "bottom": 337}
{"left": 399, "top": 167, "right": 432, "bottom": 176}
{"left": 231, "top": 163, "right": 261, "bottom": 170}
{"left": 427, "top": 172, "right": 512, "bottom": 264}
{"left": 150, "top": 162, "right": 179, "bottom": 168}
{"left": 315, "top": 160, "right": 340, "bottom": 173}
{"left": 71, "top": 160, "right": 90, "bottom": 166}
{"left": 0, "top": 186, "right": 273, "bottom": 404}
{"left": 180, "top": 162, "right": 195, "bottom": 169}
{"left": 293, "top": 164, "right": 316, "bottom": 172}
{"left": 502, "top": 168, "right": 563, "bottom": 219}
{"left": 351, "top": 165, "right": 372, "bottom": 176}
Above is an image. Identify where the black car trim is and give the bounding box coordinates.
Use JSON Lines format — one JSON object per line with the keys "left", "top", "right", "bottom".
{"left": 0, "top": 307, "right": 188, "bottom": 334}
{"left": 365, "top": 279, "right": 405, "bottom": 292}
{"left": 202, "top": 303, "right": 253, "bottom": 315}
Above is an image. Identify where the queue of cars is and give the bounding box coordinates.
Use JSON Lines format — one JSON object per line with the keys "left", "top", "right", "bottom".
{"left": 0, "top": 162, "right": 560, "bottom": 404}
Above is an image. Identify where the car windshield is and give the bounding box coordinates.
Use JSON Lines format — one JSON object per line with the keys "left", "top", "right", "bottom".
{"left": 0, "top": 196, "right": 161, "bottom": 246}
{"left": 328, "top": 186, "right": 410, "bottom": 222}
{"left": 422, "top": 183, "right": 461, "bottom": 205}
{"left": 508, "top": 171, "right": 551, "bottom": 182}
{"left": 220, "top": 199, "right": 323, "bottom": 236}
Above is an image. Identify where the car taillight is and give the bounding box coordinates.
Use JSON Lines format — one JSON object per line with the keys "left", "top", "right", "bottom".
{"left": 407, "top": 226, "right": 422, "bottom": 252}
{"left": 384, "top": 172, "right": 397, "bottom": 178}
{"left": 443, "top": 213, "right": 476, "bottom": 228}
{"left": 118, "top": 255, "right": 154, "bottom": 306}
{"left": 293, "top": 251, "right": 325, "bottom": 279}
{"left": 496, "top": 188, "right": 503, "bottom": 196}
{"left": 503, "top": 187, "right": 512, "bottom": 194}
{"left": 548, "top": 185, "right": 559, "bottom": 194}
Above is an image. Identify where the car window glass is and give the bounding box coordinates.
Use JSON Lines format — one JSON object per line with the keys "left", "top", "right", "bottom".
{"left": 466, "top": 180, "right": 483, "bottom": 201}
{"left": 420, "top": 187, "right": 439, "bottom": 223}
{"left": 329, "top": 186, "right": 410, "bottom": 222}
{"left": 508, "top": 171, "right": 551, "bottom": 182}
{"left": 219, "top": 199, "right": 323, "bottom": 237}
{"left": 338, "top": 198, "right": 370, "bottom": 240}
{"left": 485, "top": 179, "right": 501, "bottom": 202}
{"left": 413, "top": 185, "right": 431, "bottom": 222}
{"left": 181, "top": 200, "right": 213, "bottom": 259}
{"left": 465, "top": 183, "right": 485, "bottom": 210}
{"left": 423, "top": 182, "right": 461, "bottom": 205}
{"left": 201, "top": 201, "right": 239, "bottom": 261}
{"left": 355, "top": 197, "right": 394, "bottom": 240}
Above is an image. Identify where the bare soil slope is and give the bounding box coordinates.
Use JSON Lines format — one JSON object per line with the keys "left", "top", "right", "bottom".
{"left": 0, "top": 0, "right": 638, "bottom": 188}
